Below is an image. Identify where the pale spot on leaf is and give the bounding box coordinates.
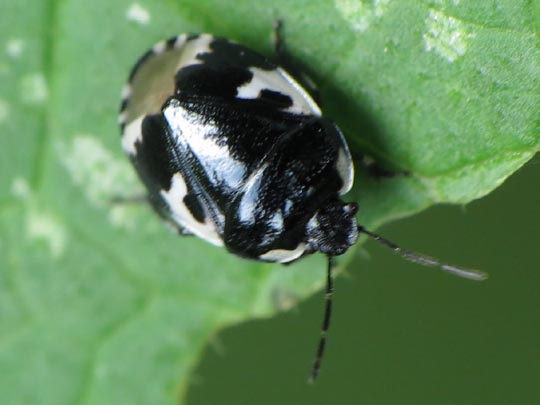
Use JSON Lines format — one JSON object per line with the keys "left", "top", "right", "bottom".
{"left": 335, "top": 0, "right": 391, "bottom": 32}
{"left": 6, "top": 38, "right": 25, "bottom": 58}
{"left": 109, "top": 205, "right": 139, "bottom": 230}
{"left": 10, "top": 177, "right": 66, "bottom": 258}
{"left": 59, "top": 135, "right": 144, "bottom": 229}
{"left": 11, "top": 177, "right": 31, "bottom": 200}
{"left": 423, "top": 9, "right": 474, "bottom": 62}
{"left": 20, "top": 73, "right": 48, "bottom": 104}
{"left": 126, "top": 3, "right": 151, "bottom": 25}
{"left": 27, "top": 210, "right": 67, "bottom": 258}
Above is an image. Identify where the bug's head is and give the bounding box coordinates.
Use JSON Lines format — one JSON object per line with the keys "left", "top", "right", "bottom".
{"left": 306, "top": 200, "right": 359, "bottom": 256}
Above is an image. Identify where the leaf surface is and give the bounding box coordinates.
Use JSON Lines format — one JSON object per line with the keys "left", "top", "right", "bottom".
{"left": 1, "top": 0, "right": 539, "bottom": 403}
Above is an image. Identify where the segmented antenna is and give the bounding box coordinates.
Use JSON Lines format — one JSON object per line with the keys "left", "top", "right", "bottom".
{"left": 308, "top": 227, "right": 486, "bottom": 382}
{"left": 309, "top": 255, "right": 334, "bottom": 383}
{"left": 357, "top": 225, "right": 488, "bottom": 281}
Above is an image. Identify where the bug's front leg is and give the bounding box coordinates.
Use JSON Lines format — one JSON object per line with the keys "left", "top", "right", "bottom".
{"left": 110, "top": 194, "right": 194, "bottom": 236}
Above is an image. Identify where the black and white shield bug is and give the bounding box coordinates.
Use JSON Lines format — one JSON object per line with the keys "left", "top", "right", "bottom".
{"left": 119, "top": 29, "right": 487, "bottom": 382}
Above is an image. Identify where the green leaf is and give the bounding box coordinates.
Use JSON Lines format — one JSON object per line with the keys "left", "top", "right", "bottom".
{"left": 1, "top": 0, "right": 539, "bottom": 404}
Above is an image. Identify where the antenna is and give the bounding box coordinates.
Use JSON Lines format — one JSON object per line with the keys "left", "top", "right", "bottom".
{"left": 308, "top": 226, "right": 486, "bottom": 383}
{"left": 309, "top": 255, "right": 335, "bottom": 383}
{"left": 357, "top": 225, "right": 488, "bottom": 281}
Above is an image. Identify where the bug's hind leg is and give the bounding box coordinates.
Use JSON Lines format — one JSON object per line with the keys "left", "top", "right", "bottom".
{"left": 272, "top": 19, "right": 321, "bottom": 105}
{"left": 272, "top": 19, "right": 286, "bottom": 60}
{"left": 350, "top": 150, "right": 409, "bottom": 180}
{"left": 363, "top": 155, "right": 410, "bottom": 179}
{"left": 110, "top": 194, "right": 149, "bottom": 205}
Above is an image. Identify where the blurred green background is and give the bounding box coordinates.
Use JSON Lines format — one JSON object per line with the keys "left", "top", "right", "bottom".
{"left": 188, "top": 159, "right": 540, "bottom": 404}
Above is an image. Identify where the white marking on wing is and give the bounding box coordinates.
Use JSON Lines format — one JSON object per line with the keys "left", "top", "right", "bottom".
{"left": 237, "top": 166, "right": 266, "bottom": 225}
{"left": 163, "top": 103, "right": 247, "bottom": 189}
{"left": 259, "top": 243, "right": 307, "bottom": 263}
{"left": 121, "top": 84, "right": 132, "bottom": 100}
{"left": 337, "top": 148, "right": 354, "bottom": 195}
{"left": 122, "top": 115, "right": 145, "bottom": 155}
{"left": 160, "top": 173, "right": 223, "bottom": 246}
{"left": 236, "top": 67, "right": 321, "bottom": 115}
{"left": 175, "top": 34, "right": 214, "bottom": 70}
{"left": 152, "top": 40, "right": 166, "bottom": 55}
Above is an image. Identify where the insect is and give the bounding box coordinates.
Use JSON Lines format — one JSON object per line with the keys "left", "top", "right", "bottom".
{"left": 118, "top": 24, "right": 487, "bottom": 382}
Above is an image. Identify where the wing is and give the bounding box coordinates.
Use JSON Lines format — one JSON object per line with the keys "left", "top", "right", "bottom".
{"left": 127, "top": 112, "right": 224, "bottom": 246}
{"left": 223, "top": 117, "right": 353, "bottom": 262}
